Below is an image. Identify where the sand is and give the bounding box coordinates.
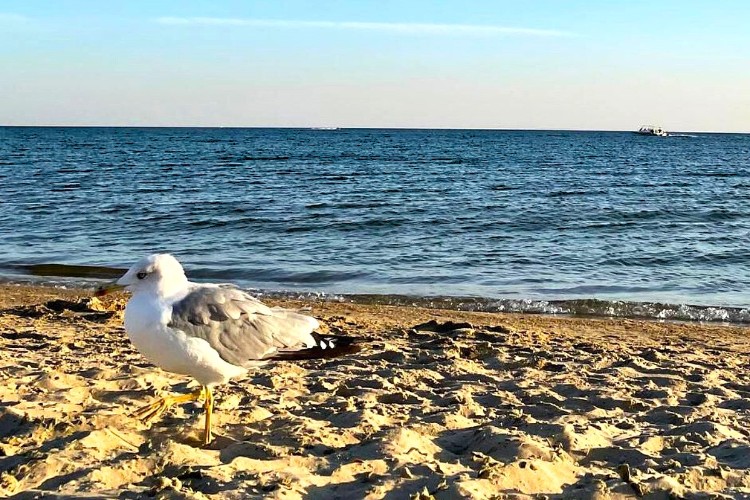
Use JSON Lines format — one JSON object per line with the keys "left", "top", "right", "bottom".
{"left": 0, "top": 284, "right": 749, "bottom": 499}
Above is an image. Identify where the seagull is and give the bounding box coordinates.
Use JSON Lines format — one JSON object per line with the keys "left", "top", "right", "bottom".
{"left": 95, "top": 253, "right": 360, "bottom": 445}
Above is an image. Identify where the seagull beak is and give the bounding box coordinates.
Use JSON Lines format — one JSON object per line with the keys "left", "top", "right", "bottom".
{"left": 94, "top": 280, "right": 126, "bottom": 297}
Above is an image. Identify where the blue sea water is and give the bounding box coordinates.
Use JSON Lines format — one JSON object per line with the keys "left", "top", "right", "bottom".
{"left": 1, "top": 127, "right": 749, "bottom": 321}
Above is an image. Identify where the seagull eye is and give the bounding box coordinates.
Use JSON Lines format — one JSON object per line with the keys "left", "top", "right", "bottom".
{"left": 136, "top": 272, "right": 148, "bottom": 280}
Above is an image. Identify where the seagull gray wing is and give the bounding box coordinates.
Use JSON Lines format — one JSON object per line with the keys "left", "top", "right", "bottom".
{"left": 167, "top": 286, "right": 321, "bottom": 367}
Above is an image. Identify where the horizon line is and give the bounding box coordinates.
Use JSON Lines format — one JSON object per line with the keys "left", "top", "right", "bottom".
{"left": 1, "top": 125, "right": 744, "bottom": 134}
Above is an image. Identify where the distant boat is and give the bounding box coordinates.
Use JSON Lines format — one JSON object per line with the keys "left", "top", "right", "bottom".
{"left": 310, "top": 127, "right": 339, "bottom": 131}
{"left": 635, "top": 125, "right": 668, "bottom": 137}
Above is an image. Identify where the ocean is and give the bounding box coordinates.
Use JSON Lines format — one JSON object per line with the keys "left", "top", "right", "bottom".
{"left": 1, "top": 127, "right": 749, "bottom": 322}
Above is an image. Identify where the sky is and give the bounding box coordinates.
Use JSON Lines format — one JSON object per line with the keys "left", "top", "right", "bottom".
{"left": 1, "top": 1, "right": 748, "bottom": 132}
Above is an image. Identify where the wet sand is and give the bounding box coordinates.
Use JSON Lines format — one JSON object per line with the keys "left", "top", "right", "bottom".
{"left": 1, "top": 284, "right": 749, "bottom": 499}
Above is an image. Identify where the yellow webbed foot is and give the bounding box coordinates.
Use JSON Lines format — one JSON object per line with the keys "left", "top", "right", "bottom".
{"left": 130, "top": 389, "right": 204, "bottom": 424}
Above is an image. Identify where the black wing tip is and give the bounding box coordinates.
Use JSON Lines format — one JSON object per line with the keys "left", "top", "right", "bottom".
{"left": 269, "top": 333, "right": 362, "bottom": 361}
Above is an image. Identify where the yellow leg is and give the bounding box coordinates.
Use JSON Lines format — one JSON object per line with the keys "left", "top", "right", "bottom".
{"left": 131, "top": 388, "right": 204, "bottom": 424}
{"left": 203, "top": 386, "right": 214, "bottom": 445}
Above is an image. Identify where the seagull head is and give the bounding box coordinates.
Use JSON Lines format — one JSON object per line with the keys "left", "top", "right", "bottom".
{"left": 96, "top": 253, "right": 188, "bottom": 298}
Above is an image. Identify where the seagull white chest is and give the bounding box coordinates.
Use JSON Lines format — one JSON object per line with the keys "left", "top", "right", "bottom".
{"left": 123, "top": 292, "right": 247, "bottom": 386}
{"left": 124, "top": 294, "right": 187, "bottom": 372}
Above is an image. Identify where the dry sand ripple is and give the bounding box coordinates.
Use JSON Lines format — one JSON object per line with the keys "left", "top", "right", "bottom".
{"left": 1, "top": 285, "right": 749, "bottom": 499}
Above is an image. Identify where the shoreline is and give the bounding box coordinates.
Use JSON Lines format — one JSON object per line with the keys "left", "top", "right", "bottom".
{"left": 1, "top": 284, "right": 749, "bottom": 498}
{"left": 2, "top": 277, "right": 750, "bottom": 325}
{"left": 1, "top": 284, "right": 748, "bottom": 351}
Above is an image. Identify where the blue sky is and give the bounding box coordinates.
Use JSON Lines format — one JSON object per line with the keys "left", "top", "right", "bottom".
{"left": 1, "top": 1, "right": 748, "bottom": 131}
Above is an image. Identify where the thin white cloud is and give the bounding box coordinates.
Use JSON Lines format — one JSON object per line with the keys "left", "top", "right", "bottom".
{"left": 0, "top": 12, "right": 28, "bottom": 23}
{"left": 154, "top": 17, "right": 572, "bottom": 37}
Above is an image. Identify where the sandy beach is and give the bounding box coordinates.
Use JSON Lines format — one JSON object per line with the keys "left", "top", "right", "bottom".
{"left": 1, "top": 284, "right": 749, "bottom": 499}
